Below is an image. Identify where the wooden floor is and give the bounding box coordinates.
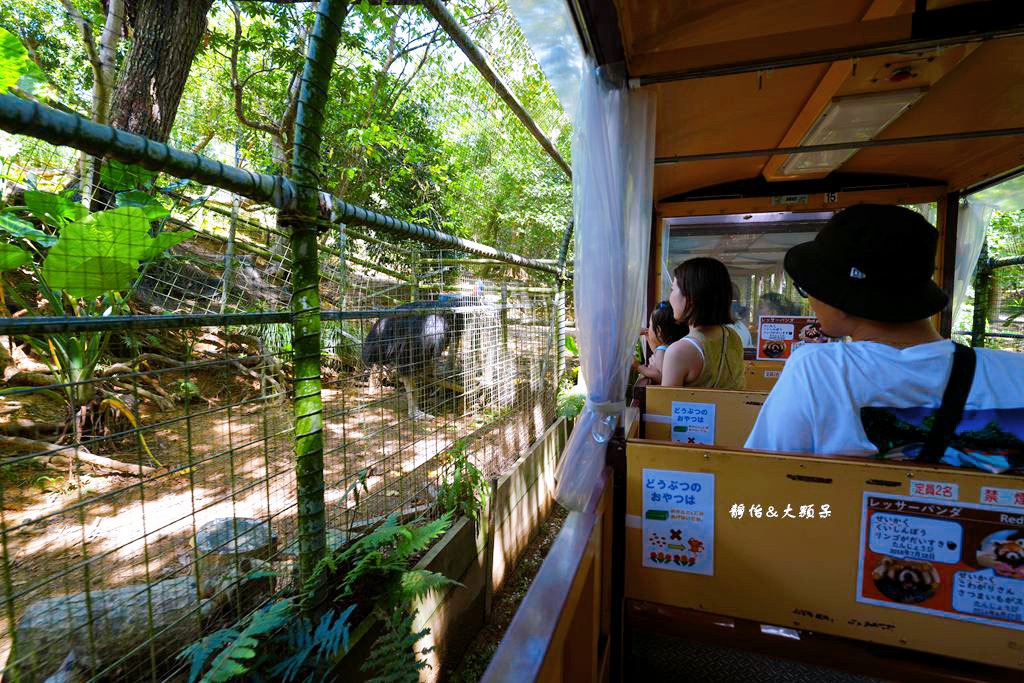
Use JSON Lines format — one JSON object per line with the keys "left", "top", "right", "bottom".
{"left": 626, "top": 601, "right": 1023, "bottom": 683}
{"left": 629, "top": 630, "right": 884, "bottom": 682}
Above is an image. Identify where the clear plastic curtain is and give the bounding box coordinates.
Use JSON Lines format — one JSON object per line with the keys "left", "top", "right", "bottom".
{"left": 955, "top": 177, "right": 1024, "bottom": 324}
{"left": 554, "top": 67, "right": 657, "bottom": 511}
{"left": 661, "top": 223, "right": 673, "bottom": 300}
{"left": 955, "top": 199, "right": 994, "bottom": 325}
{"left": 505, "top": 0, "right": 584, "bottom": 121}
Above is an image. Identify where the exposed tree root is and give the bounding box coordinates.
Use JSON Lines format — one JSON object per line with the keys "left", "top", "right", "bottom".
{"left": 0, "top": 420, "right": 63, "bottom": 437}
{"left": 1, "top": 371, "right": 57, "bottom": 387}
{"left": 0, "top": 436, "right": 157, "bottom": 476}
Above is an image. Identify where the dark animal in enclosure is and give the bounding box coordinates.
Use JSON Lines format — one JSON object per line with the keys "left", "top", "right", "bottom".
{"left": 362, "top": 297, "right": 473, "bottom": 420}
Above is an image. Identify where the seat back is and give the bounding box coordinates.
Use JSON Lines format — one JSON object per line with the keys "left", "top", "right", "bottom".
{"left": 643, "top": 386, "right": 766, "bottom": 447}
{"left": 744, "top": 359, "right": 783, "bottom": 392}
{"left": 624, "top": 439, "right": 1024, "bottom": 670}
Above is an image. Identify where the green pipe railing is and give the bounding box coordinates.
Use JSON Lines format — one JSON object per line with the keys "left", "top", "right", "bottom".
{"left": 283, "top": 0, "right": 347, "bottom": 585}
{"left": 0, "top": 95, "right": 558, "bottom": 275}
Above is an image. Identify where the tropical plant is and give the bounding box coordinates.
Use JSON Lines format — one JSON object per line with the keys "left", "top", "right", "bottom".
{"left": 180, "top": 513, "right": 454, "bottom": 682}
{"left": 0, "top": 183, "right": 192, "bottom": 470}
{"left": 435, "top": 439, "right": 489, "bottom": 525}
{"left": 332, "top": 513, "right": 454, "bottom": 682}
{"left": 360, "top": 607, "right": 434, "bottom": 683}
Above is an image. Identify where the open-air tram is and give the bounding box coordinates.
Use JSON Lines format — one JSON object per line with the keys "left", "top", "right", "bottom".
{"left": 484, "top": 0, "right": 1024, "bottom": 680}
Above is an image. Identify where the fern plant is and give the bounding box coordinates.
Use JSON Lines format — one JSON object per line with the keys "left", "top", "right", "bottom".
{"left": 361, "top": 607, "right": 434, "bottom": 683}
{"left": 338, "top": 511, "right": 454, "bottom": 606}
{"left": 435, "top": 441, "right": 490, "bottom": 525}
{"left": 180, "top": 514, "right": 454, "bottom": 681}
{"left": 179, "top": 598, "right": 355, "bottom": 683}
{"left": 339, "top": 513, "right": 456, "bottom": 681}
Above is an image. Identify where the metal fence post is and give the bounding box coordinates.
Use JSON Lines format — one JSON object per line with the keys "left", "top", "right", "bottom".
{"left": 284, "top": 0, "right": 347, "bottom": 586}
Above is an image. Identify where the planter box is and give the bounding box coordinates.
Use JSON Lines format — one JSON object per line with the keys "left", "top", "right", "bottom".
{"left": 332, "top": 415, "right": 572, "bottom": 681}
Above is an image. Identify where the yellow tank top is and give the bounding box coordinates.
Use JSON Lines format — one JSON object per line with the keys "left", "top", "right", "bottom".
{"left": 682, "top": 326, "right": 745, "bottom": 390}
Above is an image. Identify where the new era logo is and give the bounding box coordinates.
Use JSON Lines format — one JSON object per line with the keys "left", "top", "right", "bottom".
{"left": 850, "top": 267, "right": 867, "bottom": 279}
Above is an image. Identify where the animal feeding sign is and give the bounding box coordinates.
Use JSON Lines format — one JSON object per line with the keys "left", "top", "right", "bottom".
{"left": 642, "top": 469, "right": 714, "bottom": 576}
{"left": 671, "top": 401, "right": 715, "bottom": 445}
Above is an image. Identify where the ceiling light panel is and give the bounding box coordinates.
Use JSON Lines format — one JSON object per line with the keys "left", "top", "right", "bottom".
{"left": 780, "top": 88, "right": 926, "bottom": 175}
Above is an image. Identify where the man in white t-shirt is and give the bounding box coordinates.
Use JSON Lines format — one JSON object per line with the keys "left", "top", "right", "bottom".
{"left": 745, "top": 204, "right": 1024, "bottom": 472}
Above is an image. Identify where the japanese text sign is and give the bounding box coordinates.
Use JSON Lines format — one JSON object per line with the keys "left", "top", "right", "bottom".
{"left": 670, "top": 401, "right": 716, "bottom": 445}
{"left": 756, "top": 315, "right": 839, "bottom": 362}
{"left": 857, "top": 492, "right": 1024, "bottom": 630}
{"left": 642, "top": 469, "right": 715, "bottom": 576}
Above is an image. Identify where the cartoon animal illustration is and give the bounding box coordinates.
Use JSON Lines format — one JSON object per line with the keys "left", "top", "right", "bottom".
{"left": 799, "top": 322, "right": 828, "bottom": 343}
{"left": 687, "top": 537, "right": 704, "bottom": 554}
{"left": 871, "top": 557, "right": 940, "bottom": 603}
{"left": 762, "top": 341, "right": 785, "bottom": 358}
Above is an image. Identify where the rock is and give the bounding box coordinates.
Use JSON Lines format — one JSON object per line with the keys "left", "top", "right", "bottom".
{"left": 190, "top": 517, "right": 277, "bottom": 580}
{"left": 6, "top": 576, "right": 213, "bottom": 682}
{"left": 4, "top": 521, "right": 277, "bottom": 683}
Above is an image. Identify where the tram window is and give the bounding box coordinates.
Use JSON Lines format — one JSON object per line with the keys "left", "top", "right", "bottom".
{"left": 663, "top": 212, "right": 826, "bottom": 348}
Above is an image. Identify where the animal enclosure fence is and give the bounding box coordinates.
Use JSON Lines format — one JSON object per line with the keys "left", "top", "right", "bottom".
{"left": 0, "top": 3, "right": 567, "bottom": 680}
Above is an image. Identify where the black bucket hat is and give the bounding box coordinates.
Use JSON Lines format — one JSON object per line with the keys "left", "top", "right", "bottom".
{"left": 784, "top": 204, "right": 949, "bottom": 323}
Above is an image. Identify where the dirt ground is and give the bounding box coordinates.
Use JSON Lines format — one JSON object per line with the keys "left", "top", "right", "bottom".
{"left": 0, "top": 360, "right": 554, "bottom": 678}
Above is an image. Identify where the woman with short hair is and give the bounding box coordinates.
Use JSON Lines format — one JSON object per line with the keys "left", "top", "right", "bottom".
{"left": 661, "top": 257, "right": 745, "bottom": 389}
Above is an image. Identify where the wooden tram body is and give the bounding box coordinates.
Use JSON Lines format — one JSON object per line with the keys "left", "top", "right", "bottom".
{"left": 484, "top": 1, "right": 1024, "bottom": 681}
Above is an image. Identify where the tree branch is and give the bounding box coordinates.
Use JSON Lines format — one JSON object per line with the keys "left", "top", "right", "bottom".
{"left": 240, "top": 0, "right": 420, "bottom": 4}
{"left": 381, "top": 28, "right": 439, "bottom": 119}
{"left": 95, "top": 0, "right": 126, "bottom": 125}
{"left": 229, "top": 1, "right": 285, "bottom": 141}
{"left": 59, "top": 0, "right": 102, "bottom": 104}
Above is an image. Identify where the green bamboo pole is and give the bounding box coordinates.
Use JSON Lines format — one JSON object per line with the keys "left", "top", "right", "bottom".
{"left": 555, "top": 220, "right": 574, "bottom": 381}
{"left": 284, "top": 0, "right": 347, "bottom": 586}
{"left": 971, "top": 239, "right": 992, "bottom": 348}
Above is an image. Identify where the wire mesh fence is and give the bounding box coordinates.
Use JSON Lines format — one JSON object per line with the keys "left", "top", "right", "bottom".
{"left": 0, "top": 112, "right": 560, "bottom": 683}
{"left": 0, "top": 142, "right": 300, "bottom": 681}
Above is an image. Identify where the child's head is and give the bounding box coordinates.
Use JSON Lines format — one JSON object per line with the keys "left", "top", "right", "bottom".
{"left": 648, "top": 301, "right": 687, "bottom": 346}
{"left": 670, "top": 257, "right": 734, "bottom": 326}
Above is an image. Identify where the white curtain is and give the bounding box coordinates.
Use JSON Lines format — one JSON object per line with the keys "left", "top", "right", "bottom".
{"left": 954, "top": 199, "right": 994, "bottom": 326}
{"left": 660, "top": 222, "right": 672, "bottom": 301}
{"left": 554, "top": 66, "right": 657, "bottom": 511}
{"left": 961, "top": 176, "right": 1024, "bottom": 325}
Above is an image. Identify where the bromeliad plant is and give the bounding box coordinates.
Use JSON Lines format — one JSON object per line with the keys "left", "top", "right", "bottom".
{"left": 0, "top": 182, "right": 192, "bottom": 469}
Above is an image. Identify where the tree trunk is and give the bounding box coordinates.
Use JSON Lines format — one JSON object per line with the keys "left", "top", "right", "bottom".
{"left": 108, "top": 0, "right": 214, "bottom": 143}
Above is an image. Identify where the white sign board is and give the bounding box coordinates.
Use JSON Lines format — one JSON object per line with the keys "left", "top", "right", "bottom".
{"left": 671, "top": 401, "right": 716, "bottom": 445}
{"left": 641, "top": 469, "right": 715, "bottom": 575}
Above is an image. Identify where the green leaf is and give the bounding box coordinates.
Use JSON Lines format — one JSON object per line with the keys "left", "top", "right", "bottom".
{"left": 565, "top": 335, "right": 578, "bottom": 355}
{"left": 0, "top": 243, "right": 30, "bottom": 271}
{"left": 397, "top": 569, "right": 457, "bottom": 603}
{"left": 0, "top": 213, "right": 56, "bottom": 246}
{"left": 43, "top": 255, "right": 138, "bottom": 299}
{"left": 43, "top": 208, "right": 156, "bottom": 277}
{"left": 24, "top": 191, "right": 89, "bottom": 228}
{"left": 138, "top": 229, "right": 194, "bottom": 261}
{"left": 116, "top": 190, "right": 171, "bottom": 220}
{"left": 0, "top": 28, "right": 28, "bottom": 92}
{"left": 100, "top": 160, "right": 157, "bottom": 192}
{"left": 15, "top": 59, "right": 51, "bottom": 98}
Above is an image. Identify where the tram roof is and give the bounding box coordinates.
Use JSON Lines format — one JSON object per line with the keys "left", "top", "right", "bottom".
{"left": 571, "top": 0, "right": 1024, "bottom": 203}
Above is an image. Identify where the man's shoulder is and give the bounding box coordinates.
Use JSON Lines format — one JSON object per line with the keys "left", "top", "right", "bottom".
{"left": 784, "top": 340, "right": 851, "bottom": 370}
